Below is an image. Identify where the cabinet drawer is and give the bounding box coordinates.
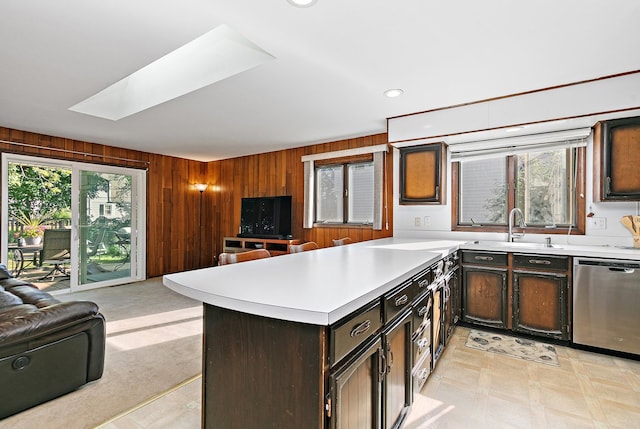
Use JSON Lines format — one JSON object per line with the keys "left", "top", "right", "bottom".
{"left": 330, "top": 301, "right": 382, "bottom": 366}
{"left": 462, "top": 251, "right": 507, "bottom": 266}
{"left": 513, "top": 254, "right": 568, "bottom": 271}
{"left": 412, "top": 268, "right": 432, "bottom": 293}
{"left": 383, "top": 279, "right": 416, "bottom": 322}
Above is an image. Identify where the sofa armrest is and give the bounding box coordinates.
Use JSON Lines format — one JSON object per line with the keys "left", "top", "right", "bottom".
{"left": 0, "top": 301, "right": 100, "bottom": 346}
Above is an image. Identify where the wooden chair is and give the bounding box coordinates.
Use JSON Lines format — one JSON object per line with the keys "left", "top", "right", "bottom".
{"left": 289, "top": 242, "right": 319, "bottom": 253}
{"left": 218, "top": 249, "right": 271, "bottom": 265}
{"left": 40, "top": 228, "right": 71, "bottom": 280}
{"left": 332, "top": 237, "right": 353, "bottom": 246}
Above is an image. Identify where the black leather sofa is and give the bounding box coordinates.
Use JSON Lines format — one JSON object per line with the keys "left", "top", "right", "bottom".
{"left": 0, "top": 265, "right": 105, "bottom": 419}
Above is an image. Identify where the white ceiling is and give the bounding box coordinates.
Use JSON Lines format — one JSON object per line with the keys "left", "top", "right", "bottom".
{"left": 1, "top": 1, "right": 639, "bottom": 162}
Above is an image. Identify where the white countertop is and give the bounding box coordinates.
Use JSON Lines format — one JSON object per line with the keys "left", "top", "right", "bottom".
{"left": 459, "top": 240, "right": 640, "bottom": 260}
{"left": 163, "top": 238, "right": 458, "bottom": 326}
{"left": 163, "top": 236, "right": 640, "bottom": 326}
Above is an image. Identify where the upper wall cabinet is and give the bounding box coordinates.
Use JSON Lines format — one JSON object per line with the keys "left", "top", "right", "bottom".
{"left": 399, "top": 143, "right": 447, "bottom": 204}
{"left": 593, "top": 116, "right": 640, "bottom": 201}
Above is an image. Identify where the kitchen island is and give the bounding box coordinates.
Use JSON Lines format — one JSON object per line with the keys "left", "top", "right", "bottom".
{"left": 164, "top": 236, "right": 640, "bottom": 428}
{"left": 163, "top": 237, "right": 459, "bottom": 429}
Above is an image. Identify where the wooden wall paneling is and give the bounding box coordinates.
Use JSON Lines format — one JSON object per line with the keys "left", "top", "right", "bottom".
{"left": 1, "top": 126, "right": 392, "bottom": 275}
{"left": 0, "top": 126, "right": 213, "bottom": 279}
{"left": 208, "top": 133, "right": 392, "bottom": 251}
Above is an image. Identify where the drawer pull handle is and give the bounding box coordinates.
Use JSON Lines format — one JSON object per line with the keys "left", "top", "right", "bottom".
{"left": 350, "top": 320, "right": 372, "bottom": 338}
{"left": 528, "top": 259, "right": 551, "bottom": 265}
{"left": 394, "top": 295, "right": 409, "bottom": 307}
{"left": 418, "top": 279, "right": 429, "bottom": 288}
{"left": 417, "top": 338, "right": 429, "bottom": 351}
{"left": 475, "top": 255, "right": 494, "bottom": 261}
{"left": 417, "top": 305, "right": 429, "bottom": 317}
{"left": 418, "top": 368, "right": 429, "bottom": 381}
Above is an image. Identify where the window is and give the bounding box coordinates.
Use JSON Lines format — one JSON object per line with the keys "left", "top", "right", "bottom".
{"left": 302, "top": 143, "right": 387, "bottom": 230}
{"left": 315, "top": 161, "right": 374, "bottom": 224}
{"left": 454, "top": 146, "right": 585, "bottom": 233}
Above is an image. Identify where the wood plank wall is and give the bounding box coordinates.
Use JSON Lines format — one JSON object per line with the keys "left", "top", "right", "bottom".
{"left": 0, "top": 126, "right": 208, "bottom": 278}
{"left": 206, "top": 133, "right": 393, "bottom": 264}
{"left": 0, "top": 126, "right": 393, "bottom": 275}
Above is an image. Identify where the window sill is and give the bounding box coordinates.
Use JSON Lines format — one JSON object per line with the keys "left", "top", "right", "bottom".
{"left": 313, "top": 223, "right": 373, "bottom": 229}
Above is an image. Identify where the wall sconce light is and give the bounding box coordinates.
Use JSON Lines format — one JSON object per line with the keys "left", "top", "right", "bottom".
{"left": 195, "top": 183, "right": 208, "bottom": 192}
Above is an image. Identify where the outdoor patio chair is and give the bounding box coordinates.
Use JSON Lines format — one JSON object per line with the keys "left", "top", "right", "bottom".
{"left": 40, "top": 228, "right": 71, "bottom": 280}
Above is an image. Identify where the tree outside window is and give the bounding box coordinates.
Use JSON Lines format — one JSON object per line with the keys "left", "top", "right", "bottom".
{"left": 457, "top": 148, "right": 579, "bottom": 229}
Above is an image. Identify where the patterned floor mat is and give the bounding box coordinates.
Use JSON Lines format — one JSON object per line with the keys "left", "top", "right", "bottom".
{"left": 465, "top": 329, "right": 559, "bottom": 366}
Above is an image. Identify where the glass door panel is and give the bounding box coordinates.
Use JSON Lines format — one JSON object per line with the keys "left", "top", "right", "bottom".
{"left": 3, "top": 154, "right": 145, "bottom": 292}
{"left": 78, "top": 170, "right": 134, "bottom": 287}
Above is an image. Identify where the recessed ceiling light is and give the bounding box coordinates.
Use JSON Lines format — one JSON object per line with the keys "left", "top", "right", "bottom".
{"left": 69, "top": 24, "right": 274, "bottom": 120}
{"left": 505, "top": 126, "right": 523, "bottom": 133}
{"left": 287, "top": 0, "right": 318, "bottom": 7}
{"left": 384, "top": 89, "right": 404, "bottom": 98}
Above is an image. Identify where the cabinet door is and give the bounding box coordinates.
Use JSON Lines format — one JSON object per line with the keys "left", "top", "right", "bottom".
{"left": 383, "top": 311, "right": 412, "bottom": 429}
{"left": 462, "top": 266, "right": 508, "bottom": 328}
{"left": 329, "top": 337, "right": 383, "bottom": 429}
{"left": 596, "top": 116, "right": 640, "bottom": 201}
{"left": 444, "top": 266, "right": 460, "bottom": 345}
{"left": 513, "top": 270, "right": 568, "bottom": 340}
{"left": 399, "top": 143, "right": 446, "bottom": 204}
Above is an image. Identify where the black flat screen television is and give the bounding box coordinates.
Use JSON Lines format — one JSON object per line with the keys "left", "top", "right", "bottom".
{"left": 238, "top": 196, "right": 292, "bottom": 239}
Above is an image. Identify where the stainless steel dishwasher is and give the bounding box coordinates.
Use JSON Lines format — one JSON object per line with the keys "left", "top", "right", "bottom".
{"left": 573, "top": 257, "right": 640, "bottom": 356}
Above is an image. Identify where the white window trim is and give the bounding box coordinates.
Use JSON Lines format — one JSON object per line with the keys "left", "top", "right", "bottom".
{"left": 302, "top": 144, "right": 387, "bottom": 230}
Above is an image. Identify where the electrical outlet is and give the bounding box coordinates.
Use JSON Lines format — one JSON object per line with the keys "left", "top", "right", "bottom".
{"left": 414, "top": 217, "right": 421, "bottom": 227}
{"left": 589, "top": 217, "right": 606, "bottom": 230}
{"left": 424, "top": 216, "right": 430, "bottom": 226}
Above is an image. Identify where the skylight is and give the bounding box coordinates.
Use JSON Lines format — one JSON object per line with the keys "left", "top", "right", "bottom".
{"left": 69, "top": 24, "right": 275, "bottom": 120}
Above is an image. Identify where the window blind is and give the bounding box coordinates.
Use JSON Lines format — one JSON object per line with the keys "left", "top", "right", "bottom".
{"left": 302, "top": 144, "right": 387, "bottom": 230}
{"left": 450, "top": 128, "right": 590, "bottom": 162}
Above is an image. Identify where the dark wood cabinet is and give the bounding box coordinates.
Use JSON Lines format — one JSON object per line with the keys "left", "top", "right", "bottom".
{"left": 382, "top": 311, "right": 412, "bottom": 429}
{"left": 461, "top": 250, "right": 571, "bottom": 341}
{"left": 202, "top": 254, "right": 451, "bottom": 429}
{"left": 399, "top": 143, "right": 447, "bottom": 204}
{"left": 512, "top": 253, "right": 569, "bottom": 340}
{"left": 593, "top": 116, "right": 640, "bottom": 201}
{"left": 329, "top": 336, "right": 383, "bottom": 429}
{"left": 462, "top": 265, "right": 508, "bottom": 329}
{"left": 461, "top": 250, "right": 509, "bottom": 329}
{"left": 329, "top": 276, "right": 417, "bottom": 429}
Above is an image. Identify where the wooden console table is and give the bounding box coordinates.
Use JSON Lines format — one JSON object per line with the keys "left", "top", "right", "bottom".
{"left": 223, "top": 236, "right": 301, "bottom": 256}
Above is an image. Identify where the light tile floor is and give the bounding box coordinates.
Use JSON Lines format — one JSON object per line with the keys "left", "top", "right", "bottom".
{"left": 102, "top": 326, "right": 640, "bottom": 428}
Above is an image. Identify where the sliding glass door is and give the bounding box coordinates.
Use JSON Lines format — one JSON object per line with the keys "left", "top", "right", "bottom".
{"left": 76, "top": 167, "right": 143, "bottom": 289}
{"left": 2, "top": 154, "right": 146, "bottom": 293}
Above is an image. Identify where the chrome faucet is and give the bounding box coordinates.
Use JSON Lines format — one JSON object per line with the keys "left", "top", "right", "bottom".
{"left": 508, "top": 207, "right": 526, "bottom": 242}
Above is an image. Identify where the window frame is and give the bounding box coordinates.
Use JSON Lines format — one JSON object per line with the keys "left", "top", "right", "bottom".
{"left": 313, "top": 154, "right": 374, "bottom": 227}
{"left": 451, "top": 147, "right": 586, "bottom": 235}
